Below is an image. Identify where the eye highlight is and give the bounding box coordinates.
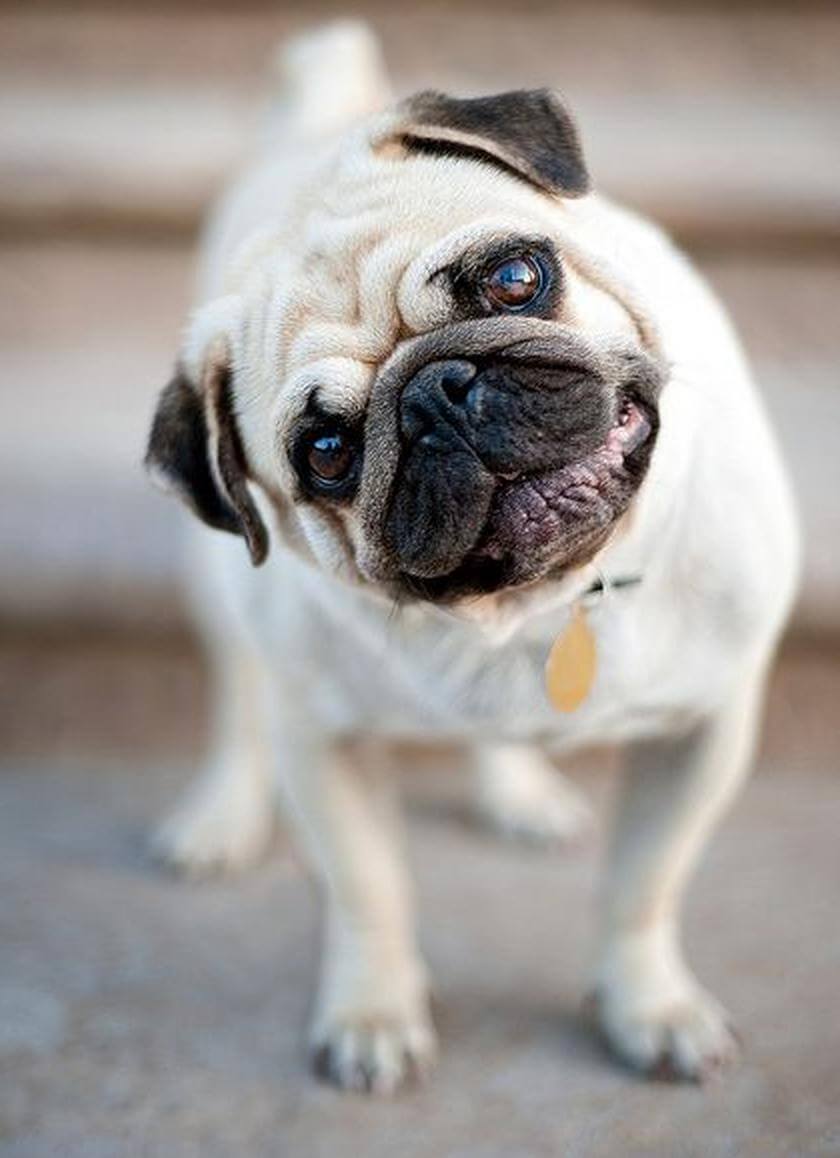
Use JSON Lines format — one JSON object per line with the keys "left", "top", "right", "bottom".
{"left": 307, "top": 432, "right": 355, "bottom": 485}
{"left": 483, "top": 254, "right": 544, "bottom": 311}
{"left": 292, "top": 419, "right": 362, "bottom": 502}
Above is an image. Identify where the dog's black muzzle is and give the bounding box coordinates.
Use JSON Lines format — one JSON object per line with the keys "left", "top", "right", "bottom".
{"left": 357, "top": 318, "right": 664, "bottom": 599}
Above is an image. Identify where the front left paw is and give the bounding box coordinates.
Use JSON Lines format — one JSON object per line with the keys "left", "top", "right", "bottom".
{"left": 592, "top": 980, "right": 740, "bottom": 1082}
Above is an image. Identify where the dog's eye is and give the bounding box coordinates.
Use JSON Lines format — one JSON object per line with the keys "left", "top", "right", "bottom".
{"left": 484, "top": 254, "right": 544, "bottom": 311}
{"left": 306, "top": 431, "right": 358, "bottom": 490}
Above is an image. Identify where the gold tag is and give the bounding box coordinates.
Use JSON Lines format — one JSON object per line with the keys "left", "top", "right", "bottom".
{"left": 545, "top": 604, "right": 597, "bottom": 712}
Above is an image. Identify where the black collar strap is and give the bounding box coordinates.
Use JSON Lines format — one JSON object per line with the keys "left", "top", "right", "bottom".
{"left": 583, "top": 573, "right": 643, "bottom": 600}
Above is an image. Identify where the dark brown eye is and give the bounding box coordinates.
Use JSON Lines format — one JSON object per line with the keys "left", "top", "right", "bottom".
{"left": 484, "top": 254, "right": 544, "bottom": 310}
{"left": 307, "top": 431, "right": 356, "bottom": 485}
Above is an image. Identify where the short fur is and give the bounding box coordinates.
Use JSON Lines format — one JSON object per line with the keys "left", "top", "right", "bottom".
{"left": 146, "top": 22, "right": 798, "bottom": 1095}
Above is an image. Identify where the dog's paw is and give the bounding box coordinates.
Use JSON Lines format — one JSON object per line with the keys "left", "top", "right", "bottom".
{"left": 477, "top": 785, "right": 593, "bottom": 847}
{"left": 592, "top": 981, "right": 740, "bottom": 1083}
{"left": 151, "top": 772, "right": 275, "bottom": 877}
{"left": 474, "top": 759, "right": 593, "bottom": 849}
{"left": 310, "top": 1008, "right": 437, "bottom": 1095}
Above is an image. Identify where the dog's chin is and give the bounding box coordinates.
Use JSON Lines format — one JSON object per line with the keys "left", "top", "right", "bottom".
{"left": 393, "top": 398, "right": 654, "bottom": 605}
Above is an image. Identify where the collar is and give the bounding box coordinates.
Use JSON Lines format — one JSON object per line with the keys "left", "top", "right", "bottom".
{"left": 582, "top": 572, "right": 643, "bottom": 603}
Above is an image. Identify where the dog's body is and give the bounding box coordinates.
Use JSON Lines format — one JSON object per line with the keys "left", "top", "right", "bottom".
{"left": 147, "top": 24, "right": 798, "bottom": 1093}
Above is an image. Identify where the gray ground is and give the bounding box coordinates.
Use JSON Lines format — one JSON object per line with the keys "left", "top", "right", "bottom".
{"left": 1, "top": 645, "right": 838, "bottom": 1157}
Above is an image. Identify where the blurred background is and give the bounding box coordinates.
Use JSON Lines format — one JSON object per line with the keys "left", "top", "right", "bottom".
{"left": 1, "top": 3, "right": 838, "bottom": 1155}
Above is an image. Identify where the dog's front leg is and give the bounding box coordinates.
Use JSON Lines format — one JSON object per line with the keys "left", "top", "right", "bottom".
{"left": 276, "top": 731, "right": 435, "bottom": 1094}
{"left": 591, "top": 662, "right": 769, "bottom": 1081}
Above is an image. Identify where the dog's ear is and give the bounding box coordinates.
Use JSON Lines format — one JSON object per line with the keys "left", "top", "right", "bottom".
{"left": 145, "top": 349, "right": 269, "bottom": 566}
{"left": 391, "top": 88, "right": 590, "bottom": 197}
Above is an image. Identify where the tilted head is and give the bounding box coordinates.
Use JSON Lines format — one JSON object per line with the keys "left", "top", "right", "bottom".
{"left": 147, "top": 88, "right": 666, "bottom": 607}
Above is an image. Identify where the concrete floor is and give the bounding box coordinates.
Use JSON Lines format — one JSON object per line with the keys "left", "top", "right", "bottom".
{"left": 1, "top": 645, "right": 838, "bottom": 1157}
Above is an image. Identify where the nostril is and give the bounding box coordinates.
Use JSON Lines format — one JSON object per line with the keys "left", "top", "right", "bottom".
{"left": 438, "top": 361, "right": 477, "bottom": 406}
{"left": 399, "top": 359, "right": 479, "bottom": 443}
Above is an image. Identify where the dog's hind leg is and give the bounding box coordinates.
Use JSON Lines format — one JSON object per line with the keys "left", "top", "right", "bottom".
{"left": 471, "top": 743, "right": 594, "bottom": 848}
{"left": 152, "top": 641, "right": 276, "bottom": 876}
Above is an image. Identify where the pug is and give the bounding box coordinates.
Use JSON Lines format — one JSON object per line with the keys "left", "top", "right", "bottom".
{"left": 145, "top": 22, "right": 798, "bottom": 1094}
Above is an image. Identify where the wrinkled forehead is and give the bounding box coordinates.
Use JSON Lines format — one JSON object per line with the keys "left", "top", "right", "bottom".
{"left": 232, "top": 144, "right": 568, "bottom": 418}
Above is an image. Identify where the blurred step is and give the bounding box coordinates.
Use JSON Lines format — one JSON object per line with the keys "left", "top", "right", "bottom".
{"left": 2, "top": 82, "right": 838, "bottom": 249}
{"left": 0, "top": 240, "right": 190, "bottom": 633}
{"left": 1, "top": 240, "right": 837, "bottom": 638}
{"left": 1, "top": 3, "right": 840, "bottom": 246}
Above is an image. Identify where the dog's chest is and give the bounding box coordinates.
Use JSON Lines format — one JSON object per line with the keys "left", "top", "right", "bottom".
{"left": 305, "top": 588, "right": 722, "bottom": 748}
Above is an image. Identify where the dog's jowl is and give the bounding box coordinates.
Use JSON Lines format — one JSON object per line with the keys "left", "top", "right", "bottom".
{"left": 145, "top": 22, "right": 798, "bottom": 1094}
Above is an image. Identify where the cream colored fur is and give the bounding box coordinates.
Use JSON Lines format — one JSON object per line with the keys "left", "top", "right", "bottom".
{"left": 153, "top": 22, "right": 799, "bottom": 1093}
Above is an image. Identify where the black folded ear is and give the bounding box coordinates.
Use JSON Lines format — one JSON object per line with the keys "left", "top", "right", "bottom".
{"left": 145, "top": 355, "right": 269, "bottom": 566}
{"left": 392, "top": 88, "right": 590, "bottom": 197}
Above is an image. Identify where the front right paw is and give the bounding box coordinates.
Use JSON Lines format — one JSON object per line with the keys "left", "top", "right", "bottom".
{"left": 309, "top": 960, "right": 437, "bottom": 1096}
{"left": 310, "top": 1003, "right": 438, "bottom": 1095}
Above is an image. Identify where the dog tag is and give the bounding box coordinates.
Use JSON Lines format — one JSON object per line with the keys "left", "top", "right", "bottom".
{"left": 545, "top": 604, "right": 597, "bottom": 712}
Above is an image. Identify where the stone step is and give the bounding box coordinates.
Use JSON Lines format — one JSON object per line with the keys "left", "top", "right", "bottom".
{"left": 1, "top": 240, "right": 837, "bottom": 637}
{"left": 2, "top": 3, "right": 840, "bottom": 246}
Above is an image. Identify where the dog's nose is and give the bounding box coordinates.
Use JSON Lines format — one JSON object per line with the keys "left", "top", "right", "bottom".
{"left": 400, "top": 360, "right": 478, "bottom": 441}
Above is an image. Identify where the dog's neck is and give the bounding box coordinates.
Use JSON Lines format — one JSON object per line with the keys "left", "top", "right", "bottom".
{"left": 420, "top": 564, "right": 644, "bottom": 647}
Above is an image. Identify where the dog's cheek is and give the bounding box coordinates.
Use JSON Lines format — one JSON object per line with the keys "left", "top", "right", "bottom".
{"left": 563, "top": 266, "right": 640, "bottom": 343}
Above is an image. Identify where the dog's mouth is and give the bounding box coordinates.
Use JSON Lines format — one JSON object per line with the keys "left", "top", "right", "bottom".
{"left": 395, "top": 394, "right": 655, "bottom": 603}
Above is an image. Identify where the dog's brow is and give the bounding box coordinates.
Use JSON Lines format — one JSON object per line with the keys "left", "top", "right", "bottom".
{"left": 426, "top": 264, "right": 453, "bottom": 283}
{"left": 424, "top": 263, "right": 469, "bottom": 290}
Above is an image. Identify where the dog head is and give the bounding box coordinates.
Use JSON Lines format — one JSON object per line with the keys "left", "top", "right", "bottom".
{"left": 147, "top": 89, "right": 665, "bottom": 606}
